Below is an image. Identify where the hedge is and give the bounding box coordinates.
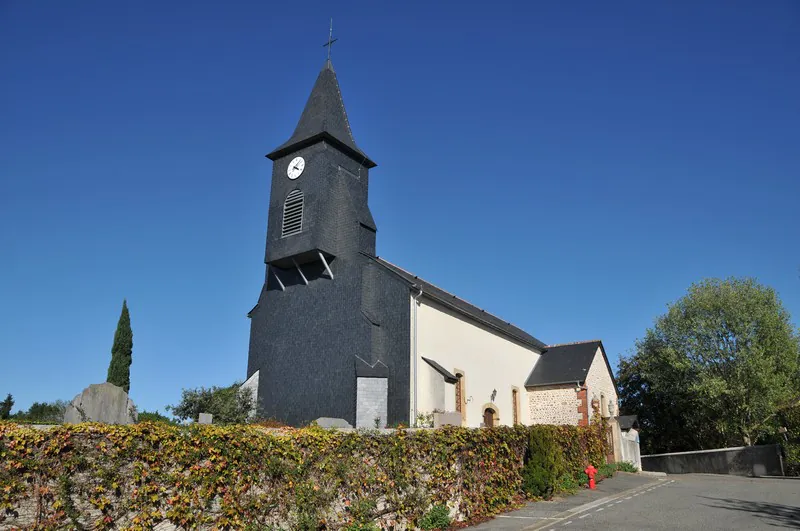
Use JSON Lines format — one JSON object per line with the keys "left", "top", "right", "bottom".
{"left": 0, "top": 421, "right": 608, "bottom": 530}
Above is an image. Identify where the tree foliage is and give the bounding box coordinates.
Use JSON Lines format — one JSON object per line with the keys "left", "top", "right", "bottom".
{"left": 137, "top": 410, "right": 178, "bottom": 425}
{"left": 106, "top": 299, "right": 133, "bottom": 393}
{"left": 0, "top": 394, "right": 13, "bottom": 420}
{"left": 167, "top": 382, "right": 254, "bottom": 424}
{"left": 618, "top": 278, "right": 800, "bottom": 453}
{"left": 11, "top": 400, "right": 67, "bottom": 423}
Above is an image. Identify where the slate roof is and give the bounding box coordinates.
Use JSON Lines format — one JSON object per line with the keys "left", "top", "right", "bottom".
{"left": 617, "top": 415, "right": 639, "bottom": 431}
{"left": 422, "top": 357, "right": 458, "bottom": 383}
{"left": 525, "top": 340, "right": 607, "bottom": 387}
{"left": 373, "top": 257, "right": 547, "bottom": 351}
{"left": 267, "top": 60, "right": 376, "bottom": 167}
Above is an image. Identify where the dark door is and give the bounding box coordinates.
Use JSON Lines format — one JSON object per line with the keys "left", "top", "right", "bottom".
{"left": 483, "top": 408, "right": 495, "bottom": 428}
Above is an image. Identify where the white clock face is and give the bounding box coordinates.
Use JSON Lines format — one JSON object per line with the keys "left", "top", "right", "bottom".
{"left": 287, "top": 156, "right": 305, "bottom": 180}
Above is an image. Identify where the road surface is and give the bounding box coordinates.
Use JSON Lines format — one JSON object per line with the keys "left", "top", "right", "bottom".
{"left": 468, "top": 473, "right": 800, "bottom": 530}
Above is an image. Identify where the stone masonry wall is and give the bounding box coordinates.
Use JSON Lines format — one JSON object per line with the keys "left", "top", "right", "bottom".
{"left": 585, "top": 347, "right": 618, "bottom": 419}
{"left": 356, "top": 377, "right": 388, "bottom": 428}
{"left": 527, "top": 384, "right": 582, "bottom": 426}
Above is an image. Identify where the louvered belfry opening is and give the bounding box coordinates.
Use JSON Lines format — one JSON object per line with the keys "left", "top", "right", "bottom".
{"left": 281, "top": 189, "right": 304, "bottom": 237}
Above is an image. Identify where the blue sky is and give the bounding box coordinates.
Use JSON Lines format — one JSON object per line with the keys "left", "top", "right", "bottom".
{"left": 1, "top": 1, "right": 798, "bottom": 415}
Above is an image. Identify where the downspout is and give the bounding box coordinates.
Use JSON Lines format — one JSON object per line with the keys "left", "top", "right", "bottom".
{"left": 412, "top": 286, "right": 423, "bottom": 425}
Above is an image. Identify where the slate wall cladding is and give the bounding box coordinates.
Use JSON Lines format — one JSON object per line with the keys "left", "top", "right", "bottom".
{"left": 265, "top": 144, "right": 374, "bottom": 265}
{"left": 247, "top": 60, "right": 410, "bottom": 428}
{"left": 248, "top": 251, "right": 411, "bottom": 427}
{"left": 527, "top": 384, "right": 582, "bottom": 426}
{"left": 356, "top": 377, "right": 388, "bottom": 428}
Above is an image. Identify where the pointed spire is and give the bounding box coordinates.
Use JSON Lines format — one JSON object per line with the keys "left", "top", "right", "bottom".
{"left": 267, "top": 61, "right": 375, "bottom": 167}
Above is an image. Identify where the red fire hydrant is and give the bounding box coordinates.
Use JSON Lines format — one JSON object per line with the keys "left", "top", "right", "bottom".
{"left": 585, "top": 465, "right": 598, "bottom": 490}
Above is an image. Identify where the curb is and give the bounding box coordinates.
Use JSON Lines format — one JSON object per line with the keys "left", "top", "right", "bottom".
{"left": 638, "top": 470, "right": 667, "bottom": 477}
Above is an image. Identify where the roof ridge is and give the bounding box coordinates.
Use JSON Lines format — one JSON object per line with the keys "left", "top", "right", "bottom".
{"left": 376, "top": 257, "right": 515, "bottom": 325}
{"left": 546, "top": 340, "right": 602, "bottom": 348}
{"left": 375, "top": 256, "right": 543, "bottom": 347}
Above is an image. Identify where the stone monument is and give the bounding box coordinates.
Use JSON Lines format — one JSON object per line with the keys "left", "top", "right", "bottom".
{"left": 63, "top": 382, "right": 137, "bottom": 424}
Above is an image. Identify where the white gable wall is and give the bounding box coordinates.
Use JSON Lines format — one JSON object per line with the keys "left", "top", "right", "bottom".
{"left": 411, "top": 296, "right": 541, "bottom": 427}
{"left": 585, "top": 346, "right": 618, "bottom": 418}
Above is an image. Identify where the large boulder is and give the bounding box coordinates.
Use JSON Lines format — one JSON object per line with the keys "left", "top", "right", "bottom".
{"left": 63, "top": 382, "right": 137, "bottom": 424}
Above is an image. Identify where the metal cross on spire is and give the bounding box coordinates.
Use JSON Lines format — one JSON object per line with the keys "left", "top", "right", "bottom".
{"left": 323, "top": 18, "right": 337, "bottom": 61}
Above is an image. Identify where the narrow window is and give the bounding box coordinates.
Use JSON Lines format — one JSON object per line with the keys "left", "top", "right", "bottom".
{"left": 281, "top": 189, "right": 304, "bottom": 237}
{"left": 455, "top": 373, "right": 463, "bottom": 413}
{"left": 512, "top": 389, "right": 519, "bottom": 425}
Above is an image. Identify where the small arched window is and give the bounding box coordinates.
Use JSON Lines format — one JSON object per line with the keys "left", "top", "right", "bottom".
{"left": 281, "top": 189, "right": 304, "bottom": 237}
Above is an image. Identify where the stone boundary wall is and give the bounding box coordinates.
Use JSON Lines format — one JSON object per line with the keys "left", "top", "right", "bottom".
{"left": 641, "top": 444, "right": 784, "bottom": 476}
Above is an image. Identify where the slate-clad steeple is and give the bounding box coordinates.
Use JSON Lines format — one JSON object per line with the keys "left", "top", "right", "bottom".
{"left": 249, "top": 55, "right": 409, "bottom": 430}
{"left": 267, "top": 60, "right": 375, "bottom": 168}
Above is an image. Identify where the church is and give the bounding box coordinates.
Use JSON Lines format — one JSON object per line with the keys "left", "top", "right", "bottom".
{"left": 244, "top": 58, "right": 618, "bottom": 430}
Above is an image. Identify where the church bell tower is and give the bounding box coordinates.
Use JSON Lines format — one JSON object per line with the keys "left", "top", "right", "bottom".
{"left": 246, "top": 57, "right": 410, "bottom": 427}
{"left": 263, "top": 59, "right": 377, "bottom": 269}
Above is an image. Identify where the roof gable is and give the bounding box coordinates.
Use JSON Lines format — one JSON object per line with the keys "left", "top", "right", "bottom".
{"left": 525, "top": 340, "right": 603, "bottom": 387}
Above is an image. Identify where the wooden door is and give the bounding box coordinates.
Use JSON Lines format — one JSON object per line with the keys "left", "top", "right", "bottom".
{"left": 483, "top": 408, "right": 495, "bottom": 428}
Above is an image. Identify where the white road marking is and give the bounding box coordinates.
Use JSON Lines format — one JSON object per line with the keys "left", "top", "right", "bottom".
{"left": 596, "top": 507, "right": 604, "bottom": 512}
{"left": 497, "top": 515, "right": 559, "bottom": 519}
{"left": 625, "top": 496, "right": 632, "bottom": 500}
{"left": 564, "top": 521, "right": 573, "bottom": 526}
{"left": 579, "top": 514, "right": 591, "bottom": 519}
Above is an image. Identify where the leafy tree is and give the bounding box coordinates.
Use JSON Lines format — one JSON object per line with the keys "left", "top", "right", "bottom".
{"left": 167, "top": 382, "right": 253, "bottom": 424}
{"left": 137, "top": 410, "right": 179, "bottom": 425}
{"left": 106, "top": 300, "right": 133, "bottom": 393}
{"left": 13, "top": 400, "right": 67, "bottom": 423}
{"left": 0, "top": 394, "right": 13, "bottom": 419}
{"left": 619, "top": 278, "right": 800, "bottom": 453}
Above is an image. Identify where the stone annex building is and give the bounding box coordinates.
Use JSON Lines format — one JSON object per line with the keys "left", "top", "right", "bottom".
{"left": 244, "top": 59, "right": 618, "bottom": 429}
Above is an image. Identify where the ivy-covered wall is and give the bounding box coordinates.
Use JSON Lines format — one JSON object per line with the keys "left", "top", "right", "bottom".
{"left": 0, "top": 422, "right": 608, "bottom": 530}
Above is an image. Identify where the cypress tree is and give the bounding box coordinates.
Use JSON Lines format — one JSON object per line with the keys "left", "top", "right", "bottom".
{"left": 0, "top": 394, "right": 13, "bottom": 419}
{"left": 106, "top": 299, "right": 133, "bottom": 393}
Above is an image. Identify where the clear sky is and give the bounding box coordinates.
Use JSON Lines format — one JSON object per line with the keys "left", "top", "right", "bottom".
{"left": 1, "top": 1, "right": 798, "bottom": 415}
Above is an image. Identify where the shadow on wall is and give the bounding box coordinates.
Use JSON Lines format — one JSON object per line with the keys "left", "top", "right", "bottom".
{"left": 699, "top": 496, "right": 800, "bottom": 529}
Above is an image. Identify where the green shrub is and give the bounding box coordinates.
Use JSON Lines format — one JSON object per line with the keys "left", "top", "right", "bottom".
{"left": 556, "top": 473, "right": 580, "bottom": 494}
{"left": 137, "top": 410, "right": 178, "bottom": 425}
{"left": 522, "top": 426, "right": 562, "bottom": 498}
{"left": 785, "top": 443, "right": 800, "bottom": 476}
{"left": 418, "top": 504, "right": 451, "bottom": 530}
{"left": 344, "top": 523, "right": 379, "bottom": 531}
{"left": 577, "top": 471, "right": 589, "bottom": 486}
{"left": 615, "top": 461, "right": 639, "bottom": 473}
{"left": 167, "top": 382, "right": 254, "bottom": 424}
{"left": 597, "top": 463, "right": 617, "bottom": 479}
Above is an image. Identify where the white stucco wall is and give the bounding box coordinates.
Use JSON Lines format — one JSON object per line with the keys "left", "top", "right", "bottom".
{"left": 411, "top": 296, "right": 541, "bottom": 427}
{"left": 528, "top": 384, "right": 582, "bottom": 426}
{"left": 585, "top": 346, "right": 618, "bottom": 419}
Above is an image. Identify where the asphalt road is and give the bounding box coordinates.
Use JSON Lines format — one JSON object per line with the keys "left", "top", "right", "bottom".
{"left": 469, "top": 474, "right": 800, "bottom": 530}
